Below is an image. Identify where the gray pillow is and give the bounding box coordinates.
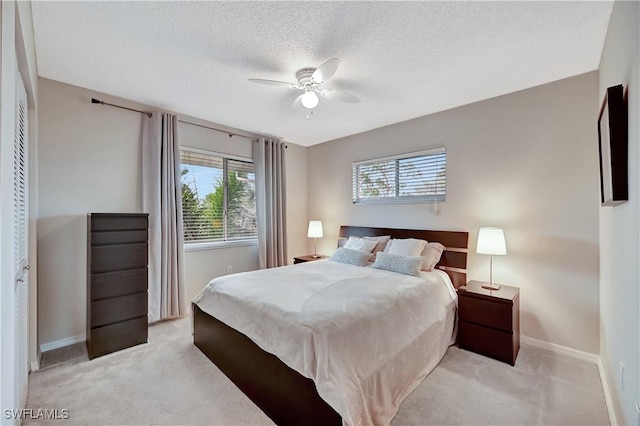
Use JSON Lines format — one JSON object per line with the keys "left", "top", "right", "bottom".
{"left": 329, "top": 247, "right": 372, "bottom": 267}
{"left": 371, "top": 252, "right": 424, "bottom": 277}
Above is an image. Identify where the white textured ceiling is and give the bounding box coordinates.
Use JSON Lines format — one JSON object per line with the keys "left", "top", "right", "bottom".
{"left": 31, "top": 1, "right": 613, "bottom": 146}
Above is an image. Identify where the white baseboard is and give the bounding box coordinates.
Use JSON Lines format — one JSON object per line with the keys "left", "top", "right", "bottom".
{"left": 598, "top": 358, "right": 618, "bottom": 426}
{"left": 40, "top": 333, "right": 85, "bottom": 353}
{"left": 520, "top": 333, "right": 615, "bottom": 425}
{"left": 520, "top": 333, "right": 599, "bottom": 364}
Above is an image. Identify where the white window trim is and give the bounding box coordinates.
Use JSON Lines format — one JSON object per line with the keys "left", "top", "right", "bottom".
{"left": 180, "top": 146, "right": 257, "bottom": 248}
{"left": 184, "top": 238, "right": 258, "bottom": 252}
{"left": 352, "top": 147, "right": 446, "bottom": 205}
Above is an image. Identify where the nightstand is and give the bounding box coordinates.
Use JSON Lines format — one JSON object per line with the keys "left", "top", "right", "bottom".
{"left": 457, "top": 280, "right": 520, "bottom": 365}
{"left": 293, "top": 254, "right": 328, "bottom": 264}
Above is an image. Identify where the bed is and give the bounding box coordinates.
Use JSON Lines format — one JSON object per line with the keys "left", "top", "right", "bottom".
{"left": 192, "top": 226, "right": 469, "bottom": 426}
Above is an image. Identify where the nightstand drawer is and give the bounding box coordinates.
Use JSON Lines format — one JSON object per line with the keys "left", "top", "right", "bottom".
{"left": 458, "top": 320, "right": 518, "bottom": 365}
{"left": 459, "top": 295, "right": 512, "bottom": 331}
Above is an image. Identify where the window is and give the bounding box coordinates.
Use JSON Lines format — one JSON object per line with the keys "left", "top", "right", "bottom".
{"left": 180, "top": 149, "right": 257, "bottom": 246}
{"left": 352, "top": 147, "right": 446, "bottom": 204}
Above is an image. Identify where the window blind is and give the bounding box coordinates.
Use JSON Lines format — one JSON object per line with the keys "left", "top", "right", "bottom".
{"left": 352, "top": 147, "right": 446, "bottom": 204}
{"left": 226, "top": 159, "right": 257, "bottom": 239}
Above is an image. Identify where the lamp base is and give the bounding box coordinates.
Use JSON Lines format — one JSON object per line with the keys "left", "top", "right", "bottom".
{"left": 482, "top": 284, "right": 501, "bottom": 291}
{"left": 310, "top": 254, "right": 323, "bottom": 259}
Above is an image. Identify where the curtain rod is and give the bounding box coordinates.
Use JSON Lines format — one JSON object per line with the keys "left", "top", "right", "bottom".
{"left": 91, "top": 98, "right": 153, "bottom": 118}
{"left": 91, "top": 97, "right": 259, "bottom": 141}
{"left": 177, "top": 119, "right": 257, "bottom": 141}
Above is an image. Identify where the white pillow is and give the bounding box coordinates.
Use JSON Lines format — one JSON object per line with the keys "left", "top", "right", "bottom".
{"left": 363, "top": 235, "right": 391, "bottom": 261}
{"left": 384, "top": 238, "right": 428, "bottom": 257}
{"left": 362, "top": 235, "right": 391, "bottom": 254}
{"left": 344, "top": 236, "right": 378, "bottom": 253}
{"left": 421, "top": 242, "right": 445, "bottom": 271}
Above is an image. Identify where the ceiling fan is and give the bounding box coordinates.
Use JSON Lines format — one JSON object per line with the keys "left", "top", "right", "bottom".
{"left": 248, "top": 58, "right": 360, "bottom": 116}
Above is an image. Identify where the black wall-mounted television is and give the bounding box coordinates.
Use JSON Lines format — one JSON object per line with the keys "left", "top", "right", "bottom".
{"left": 598, "top": 84, "right": 628, "bottom": 206}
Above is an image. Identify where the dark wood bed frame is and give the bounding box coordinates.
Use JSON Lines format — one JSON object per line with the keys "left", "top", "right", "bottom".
{"left": 193, "top": 226, "right": 469, "bottom": 425}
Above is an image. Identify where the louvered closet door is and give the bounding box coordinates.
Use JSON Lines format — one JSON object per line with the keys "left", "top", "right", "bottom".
{"left": 13, "top": 68, "right": 29, "bottom": 410}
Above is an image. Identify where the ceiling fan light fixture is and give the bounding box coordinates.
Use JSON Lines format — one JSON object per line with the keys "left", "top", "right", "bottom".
{"left": 249, "top": 58, "right": 360, "bottom": 115}
{"left": 301, "top": 91, "right": 319, "bottom": 109}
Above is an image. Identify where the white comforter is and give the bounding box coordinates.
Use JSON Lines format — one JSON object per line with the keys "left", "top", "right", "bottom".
{"left": 193, "top": 260, "right": 457, "bottom": 426}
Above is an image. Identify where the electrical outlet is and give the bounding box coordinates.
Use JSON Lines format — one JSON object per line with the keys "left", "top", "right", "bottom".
{"left": 226, "top": 265, "right": 233, "bottom": 274}
{"left": 620, "top": 362, "right": 624, "bottom": 390}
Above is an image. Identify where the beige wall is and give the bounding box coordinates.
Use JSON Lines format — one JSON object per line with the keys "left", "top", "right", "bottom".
{"left": 284, "top": 142, "right": 308, "bottom": 262}
{"left": 183, "top": 246, "right": 259, "bottom": 301}
{"left": 36, "top": 78, "right": 307, "bottom": 347}
{"left": 308, "top": 72, "right": 600, "bottom": 354}
{"left": 597, "top": 1, "right": 640, "bottom": 424}
{"left": 37, "top": 79, "right": 145, "bottom": 347}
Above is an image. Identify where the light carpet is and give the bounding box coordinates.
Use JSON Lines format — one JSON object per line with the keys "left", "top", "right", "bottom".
{"left": 25, "top": 317, "right": 609, "bottom": 425}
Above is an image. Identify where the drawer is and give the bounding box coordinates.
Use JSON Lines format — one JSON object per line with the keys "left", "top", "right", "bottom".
{"left": 88, "top": 316, "right": 147, "bottom": 359}
{"left": 459, "top": 294, "right": 512, "bottom": 331}
{"left": 91, "top": 215, "right": 148, "bottom": 232}
{"left": 91, "top": 292, "right": 147, "bottom": 328}
{"left": 91, "top": 268, "right": 147, "bottom": 301}
{"left": 458, "top": 320, "right": 518, "bottom": 365}
{"left": 91, "top": 230, "right": 147, "bottom": 246}
{"left": 91, "top": 243, "right": 147, "bottom": 273}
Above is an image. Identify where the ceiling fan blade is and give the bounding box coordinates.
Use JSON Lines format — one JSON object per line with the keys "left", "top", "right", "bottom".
{"left": 320, "top": 88, "right": 360, "bottom": 104}
{"left": 311, "top": 58, "right": 340, "bottom": 84}
{"left": 248, "top": 78, "right": 297, "bottom": 88}
{"left": 292, "top": 94, "right": 304, "bottom": 112}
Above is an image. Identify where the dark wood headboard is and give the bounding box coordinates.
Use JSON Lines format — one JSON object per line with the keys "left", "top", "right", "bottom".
{"left": 338, "top": 225, "right": 469, "bottom": 288}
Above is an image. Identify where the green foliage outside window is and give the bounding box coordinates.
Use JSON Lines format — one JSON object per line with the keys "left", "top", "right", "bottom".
{"left": 181, "top": 152, "right": 256, "bottom": 243}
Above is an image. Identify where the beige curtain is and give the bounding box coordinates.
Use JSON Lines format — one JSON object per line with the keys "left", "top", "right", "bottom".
{"left": 253, "top": 138, "right": 287, "bottom": 268}
{"left": 142, "top": 112, "right": 186, "bottom": 321}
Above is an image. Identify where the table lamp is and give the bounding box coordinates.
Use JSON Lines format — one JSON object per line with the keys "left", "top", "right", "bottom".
{"left": 476, "top": 227, "right": 507, "bottom": 290}
{"left": 307, "top": 220, "right": 323, "bottom": 258}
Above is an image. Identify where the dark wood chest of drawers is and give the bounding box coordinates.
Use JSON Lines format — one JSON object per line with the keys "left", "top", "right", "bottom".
{"left": 87, "top": 213, "right": 149, "bottom": 359}
{"left": 458, "top": 280, "right": 520, "bottom": 365}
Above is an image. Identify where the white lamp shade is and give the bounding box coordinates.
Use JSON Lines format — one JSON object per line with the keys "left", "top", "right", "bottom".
{"left": 301, "top": 91, "right": 319, "bottom": 109}
{"left": 307, "top": 220, "right": 323, "bottom": 238}
{"left": 476, "top": 227, "right": 507, "bottom": 255}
